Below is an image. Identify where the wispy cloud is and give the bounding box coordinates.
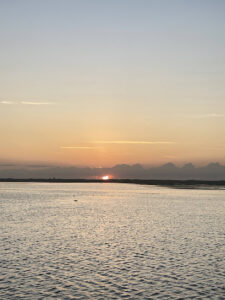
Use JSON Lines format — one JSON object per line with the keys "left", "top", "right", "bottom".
{"left": 21, "top": 101, "right": 54, "bottom": 105}
{"left": 1, "top": 101, "right": 54, "bottom": 105}
{"left": 193, "top": 113, "right": 225, "bottom": 119}
{"left": 94, "top": 140, "right": 176, "bottom": 144}
{"left": 0, "top": 101, "right": 15, "bottom": 105}
{"left": 60, "top": 146, "right": 99, "bottom": 149}
{"left": 60, "top": 141, "right": 175, "bottom": 150}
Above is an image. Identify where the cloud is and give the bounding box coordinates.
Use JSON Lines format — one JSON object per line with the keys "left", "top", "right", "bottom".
{"left": 0, "top": 163, "right": 18, "bottom": 167}
{"left": 20, "top": 101, "right": 54, "bottom": 105}
{"left": 1, "top": 101, "right": 54, "bottom": 105}
{"left": 60, "top": 146, "right": 99, "bottom": 149}
{"left": 0, "top": 101, "right": 15, "bottom": 104}
{"left": 94, "top": 140, "right": 176, "bottom": 145}
{"left": 26, "top": 164, "right": 55, "bottom": 168}
{"left": 1, "top": 162, "right": 225, "bottom": 180}
{"left": 193, "top": 113, "right": 225, "bottom": 119}
{"left": 60, "top": 141, "right": 176, "bottom": 149}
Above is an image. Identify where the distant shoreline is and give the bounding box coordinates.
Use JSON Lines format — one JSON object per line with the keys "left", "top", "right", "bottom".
{"left": 0, "top": 178, "right": 225, "bottom": 189}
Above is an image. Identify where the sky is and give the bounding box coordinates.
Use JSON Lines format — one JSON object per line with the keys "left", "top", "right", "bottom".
{"left": 0, "top": 0, "right": 225, "bottom": 167}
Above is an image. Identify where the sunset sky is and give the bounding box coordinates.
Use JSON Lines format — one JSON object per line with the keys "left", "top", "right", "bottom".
{"left": 0, "top": 0, "right": 225, "bottom": 167}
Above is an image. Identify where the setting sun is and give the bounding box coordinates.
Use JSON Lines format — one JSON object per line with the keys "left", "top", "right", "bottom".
{"left": 102, "top": 175, "right": 110, "bottom": 180}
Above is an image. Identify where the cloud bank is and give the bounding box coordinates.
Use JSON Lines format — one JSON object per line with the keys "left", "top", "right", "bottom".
{"left": 0, "top": 162, "right": 225, "bottom": 180}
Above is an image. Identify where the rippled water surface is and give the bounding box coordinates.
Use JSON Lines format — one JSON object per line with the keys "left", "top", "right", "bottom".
{"left": 0, "top": 182, "right": 225, "bottom": 299}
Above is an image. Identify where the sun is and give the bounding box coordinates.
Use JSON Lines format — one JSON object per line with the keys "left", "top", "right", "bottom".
{"left": 102, "top": 175, "right": 110, "bottom": 180}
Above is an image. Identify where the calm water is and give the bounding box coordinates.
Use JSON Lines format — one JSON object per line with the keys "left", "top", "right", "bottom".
{"left": 0, "top": 183, "right": 225, "bottom": 299}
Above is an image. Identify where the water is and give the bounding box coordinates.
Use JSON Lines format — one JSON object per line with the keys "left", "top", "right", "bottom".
{"left": 0, "top": 182, "right": 224, "bottom": 299}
